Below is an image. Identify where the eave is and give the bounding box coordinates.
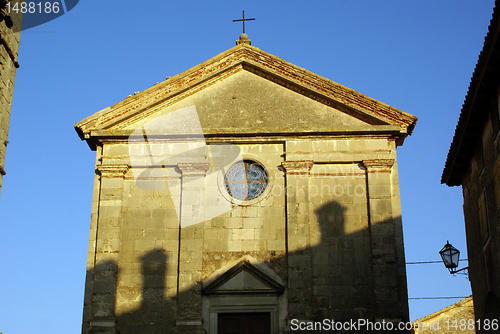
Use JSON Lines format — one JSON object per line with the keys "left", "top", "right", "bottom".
{"left": 442, "top": 3, "right": 500, "bottom": 186}
{"left": 80, "top": 126, "right": 404, "bottom": 151}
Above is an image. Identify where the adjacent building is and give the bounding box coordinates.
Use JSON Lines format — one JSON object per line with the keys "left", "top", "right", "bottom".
{"left": 0, "top": 4, "right": 22, "bottom": 198}
{"left": 76, "top": 36, "right": 417, "bottom": 333}
{"left": 412, "top": 296, "right": 475, "bottom": 334}
{"left": 442, "top": 1, "right": 500, "bottom": 332}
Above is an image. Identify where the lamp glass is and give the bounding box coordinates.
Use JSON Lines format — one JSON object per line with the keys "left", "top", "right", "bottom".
{"left": 439, "top": 241, "right": 460, "bottom": 269}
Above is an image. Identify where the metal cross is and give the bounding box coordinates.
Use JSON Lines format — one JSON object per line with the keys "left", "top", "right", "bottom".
{"left": 233, "top": 10, "right": 255, "bottom": 34}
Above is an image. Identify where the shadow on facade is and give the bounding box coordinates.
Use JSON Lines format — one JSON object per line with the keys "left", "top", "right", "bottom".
{"left": 83, "top": 200, "right": 408, "bottom": 334}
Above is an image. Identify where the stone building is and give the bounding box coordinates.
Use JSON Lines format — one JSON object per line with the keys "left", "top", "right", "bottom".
{"left": 0, "top": 4, "right": 21, "bottom": 198}
{"left": 412, "top": 296, "right": 475, "bottom": 334}
{"left": 76, "top": 36, "right": 417, "bottom": 333}
{"left": 442, "top": 2, "right": 500, "bottom": 332}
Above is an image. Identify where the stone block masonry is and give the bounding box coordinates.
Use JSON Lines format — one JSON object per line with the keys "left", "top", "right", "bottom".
{"left": 0, "top": 9, "right": 21, "bottom": 198}
{"left": 75, "top": 41, "right": 416, "bottom": 333}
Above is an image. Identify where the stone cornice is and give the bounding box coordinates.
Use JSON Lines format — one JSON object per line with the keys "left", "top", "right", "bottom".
{"left": 281, "top": 160, "right": 313, "bottom": 175}
{"left": 177, "top": 163, "right": 210, "bottom": 176}
{"left": 96, "top": 164, "right": 130, "bottom": 178}
{"left": 91, "top": 125, "right": 401, "bottom": 139}
{"left": 362, "top": 159, "right": 394, "bottom": 173}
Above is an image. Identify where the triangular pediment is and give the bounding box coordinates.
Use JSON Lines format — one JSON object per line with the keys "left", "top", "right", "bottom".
{"left": 203, "top": 261, "right": 284, "bottom": 295}
{"left": 75, "top": 44, "right": 417, "bottom": 148}
{"left": 120, "top": 70, "right": 374, "bottom": 132}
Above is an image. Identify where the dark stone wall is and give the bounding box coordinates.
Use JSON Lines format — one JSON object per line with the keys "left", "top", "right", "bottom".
{"left": 461, "top": 99, "right": 500, "bottom": 333}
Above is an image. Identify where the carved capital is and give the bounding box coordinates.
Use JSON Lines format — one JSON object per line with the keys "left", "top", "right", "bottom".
{"left": 362, "top": 159, "right": 394, "bottom": 173}
{"left": 177, "top": 163, "right": 210, "bottom": 177}
{"left": 281, "top": 160, "right": 313, "bottom": 175}
{"left": 96, "top": 164, "right": 129, "bottom": 178}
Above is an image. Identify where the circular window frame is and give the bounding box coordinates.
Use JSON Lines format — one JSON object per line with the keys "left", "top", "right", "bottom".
{"left": 218, "top": 156, "right": 274, "bottom": 206}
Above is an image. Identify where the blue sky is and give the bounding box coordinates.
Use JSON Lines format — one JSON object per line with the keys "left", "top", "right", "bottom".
{"left": 0, "top": 1, "right": 495, "bottom": 333}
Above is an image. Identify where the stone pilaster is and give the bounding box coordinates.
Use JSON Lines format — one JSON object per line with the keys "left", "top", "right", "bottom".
{"left": 362, "top": 159, "right": 402, "bottom": 320}
{"left": 281, "top": 160, "right": 314, "bottom": 320}
{"left": 174, "top": 163, "right": 209, "bottom": 334}
{"left": 85, "top": 164, "right": 129, "bottom": 334}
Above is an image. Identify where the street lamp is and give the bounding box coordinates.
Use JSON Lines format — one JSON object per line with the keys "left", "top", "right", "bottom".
{"left": 439, "top": 241, "right": 469, "bottom": 278}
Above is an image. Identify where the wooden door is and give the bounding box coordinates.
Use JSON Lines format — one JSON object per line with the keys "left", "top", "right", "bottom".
{"left": 218, "top": 312, "right": 271, "bottom": 334}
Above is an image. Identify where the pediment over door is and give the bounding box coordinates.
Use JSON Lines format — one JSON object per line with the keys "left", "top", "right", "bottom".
{"left": 203, "top": 261, "right": 284, "bottom": 295}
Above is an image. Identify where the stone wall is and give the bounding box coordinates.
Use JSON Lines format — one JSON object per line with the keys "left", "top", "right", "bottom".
{"left": 413, "top": 297, "right": 475, "bottom": 334}
{"left": 0, "top": 8, "right": 21, "bottom": 198}
{"left": 82, "top": 134, "right": 410, "bottom": 333}
{"left": 461, "top": 100, "right": 500, "bottom": 332}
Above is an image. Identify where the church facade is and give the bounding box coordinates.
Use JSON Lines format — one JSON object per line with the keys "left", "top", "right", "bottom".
{"left": 76, "top": 41, "right": 417, "bottom": 333}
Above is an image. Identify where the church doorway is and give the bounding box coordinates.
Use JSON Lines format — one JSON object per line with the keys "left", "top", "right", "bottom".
{"left": 218, "top": 312, "right": 271, "bottom": 334}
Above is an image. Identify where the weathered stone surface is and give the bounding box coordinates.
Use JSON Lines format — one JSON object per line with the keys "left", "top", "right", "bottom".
{"left": 77, "top": 42, "right": 416, "bottom": 333}
{"left": 413, "top": 297, "right": 474, "bottom": 334}
{"left": 0, "top": 10, "right": 22, "bottom": 198}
